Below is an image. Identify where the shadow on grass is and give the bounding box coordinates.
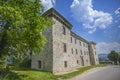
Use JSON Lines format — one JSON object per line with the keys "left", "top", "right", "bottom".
{"left": 13, "top": 67, "right": 51, "bottom": 73}
{"left": 0, "top": 68, "right": 27, "bottom": 80}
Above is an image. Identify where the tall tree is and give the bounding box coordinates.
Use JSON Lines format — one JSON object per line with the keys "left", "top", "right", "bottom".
{"left": 0, "top": 0, "right": 53, "bottom": 59}
{"left": 108, "top": 50, "right": 119, "bottom": 65}
{"left": 118, "top": 54, "right": 120, "bottom": 64}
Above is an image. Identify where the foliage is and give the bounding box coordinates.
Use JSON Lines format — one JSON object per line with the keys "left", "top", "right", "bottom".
{"left": 108, "top": 50, "right": 119, "bottom": 64}
{"left": 0, "top": 68, "right": 21, "bottom": 80}
{"left": 12, "top": 57, "right": 31, "bottom": 69}
{"left": 0, "top": 0, "right": 54, "bottom": 59}
{"left": 118, "top": 54, "right": 120, "bottom": 64}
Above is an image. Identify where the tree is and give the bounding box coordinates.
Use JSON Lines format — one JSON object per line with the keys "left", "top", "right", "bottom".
{"left": 118, "top": 54, "right": 120, "bottom": 64}
{"left": 0, "top": 0, "right": 54, "bottom": 60}
{"left": 108, "top": 50, "right": 119, "bottom": 65}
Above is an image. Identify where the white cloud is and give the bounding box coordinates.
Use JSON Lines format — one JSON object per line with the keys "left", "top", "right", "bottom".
{"left": 88, "top": 28, "right": 96, "bottom": 34}
{"left": 70, "top": 0, "right": 112, "bottom": 34}
{"left": 41, "top": 0, "right": 55, "bottom": 11}
{"left": 115, "top": 8, "right": 120, "bottom": 14}
{"left": 97, "top": 42, "right": 120, "bottom": 54}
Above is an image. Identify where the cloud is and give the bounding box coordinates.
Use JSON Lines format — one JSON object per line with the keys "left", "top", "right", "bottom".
{"left": 70, "top": 0, "right": 112, "bottom": 34}
{"left": 88, "top": 28, "right": 96, "bottom": 34}
{"left": 97, "top": 42, "right": 120, "bottom": 54}
{"left": 115, "top": 8, "right": 120, "bottom": 14}
{"left": 40, "top": 0, "right": 55, "bottom": 11}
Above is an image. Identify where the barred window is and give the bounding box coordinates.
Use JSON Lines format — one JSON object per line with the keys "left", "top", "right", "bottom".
{"left": 71, "top": 37, "right": 72, "bottom": 43}
{"left": 81, "top": 50, "right": 83, "bottom": 55}
{"left": 80, "top": 41, "right": 81, "bottom": 46}
{"left": 63, "top": 43, "right": 67, "bottom": 52}
{"left": 77, "top": 60, "right": 79, "bottom": 64}
{"left": 64, "top": 61, "right": 67, "bottom": 67}
{"left": 75, "top": 39, "right": 77, "bottom": 44}
{"left": 38, "top": 60, "right": 41, "bottom": 68}
{"left": 71, "top": 48, "right": 73, "bottom": 54}
{"left": 63, "top": 26, "right": 66, "bottom": 35}
{"left": 76, "top": 49, "right": 78, "bottom": 54}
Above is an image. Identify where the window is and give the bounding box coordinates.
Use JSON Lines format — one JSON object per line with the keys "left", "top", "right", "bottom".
{"left": 71, "top": 37, "right": 72, "bottom": 43}
{"left": 63, "top": 43, "right": 67, "bottom": 52}
{"left": 75, "top": 39, "right": 77, "bottom": 44}
{"left": 77, "top": 60, "right": 79, "bottom": 64}
{"left": 64, "top": 61, "right": 67, "bottom": 67}
{"left": 63, "top": 26, "right": 66, "bottom": 35}
{"left": 76, "top": 49, "right": 78, "bottom": 54}
{"left": 86, "top": 44, "right": 88, "bottom": 48}
{"left": 81, "top": 50, "right": 83, "bottom": 55}
{"left": 81, "top": 42, "right": 82, "bottom": 46}
{"left": 38, "top": 60, "right": 41, "bottom": 68}
{"left": 86, "top": 59, "right": 88, "bottom": 62}
{"left": 71, "top": 48, "right": 73, "bottom": 54}
{"left": 79, "top": 41, "right": 81, "bottom": 46}
{"left": 83, "top": 43, "right": 85, "bottom": 47}
{"left": 83, "top": 43, "right": 86, "bottom": 47}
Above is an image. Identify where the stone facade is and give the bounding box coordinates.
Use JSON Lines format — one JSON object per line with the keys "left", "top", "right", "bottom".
{"left": 31, "top": 8, "right": 99, "bottom": 74}
{"left": 89, "top": 42, "right": 99, "bottom": 65}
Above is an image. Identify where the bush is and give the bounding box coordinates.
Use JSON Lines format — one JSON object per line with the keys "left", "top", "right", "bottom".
{"left": 0, "top": 70, "right": 21, "bottom": 80}
{"left": 19, "top": 58, "right": 31, "bottom": 68}
{"left": 12, "top": 57, "right": 31, "bottom": 69}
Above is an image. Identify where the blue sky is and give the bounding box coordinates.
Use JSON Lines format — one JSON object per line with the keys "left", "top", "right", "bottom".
{"left": 40, "top": 0, "right": 120, "bottom": 54}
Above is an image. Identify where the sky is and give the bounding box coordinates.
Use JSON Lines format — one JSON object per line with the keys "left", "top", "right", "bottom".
{"left": 40, "top": 0, "right": 120, "bottom": 54}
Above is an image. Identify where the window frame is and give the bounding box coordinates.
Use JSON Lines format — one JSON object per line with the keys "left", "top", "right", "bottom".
{"left": 64, "top": 61, "right": 67, "bottom": 68}
{"left": 71, "top": 37, "right": 72, "bottom": 43}
{"left": 62, "top": 26, "right": 66, "bottom": 35}
{"left": 63, "top": 43, "right": 67, "bottom": 52}
{"left": 38, "top": 60, "right": 41, "bottom": 68}
{"left": 76, "top": 49, "right": 78, "bottom": 54}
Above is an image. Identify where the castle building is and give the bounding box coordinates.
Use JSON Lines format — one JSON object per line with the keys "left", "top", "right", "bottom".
{"left": 31, "top": 8, "right": 99, "bottom": 74}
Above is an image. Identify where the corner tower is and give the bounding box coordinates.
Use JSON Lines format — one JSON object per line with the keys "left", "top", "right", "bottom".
{"left": 88, "top": 42, "right": 99, "bottom": 65}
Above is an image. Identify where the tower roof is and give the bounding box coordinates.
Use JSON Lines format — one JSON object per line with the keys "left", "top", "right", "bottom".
{"left": 42, "top": 8, "right": 72, "bottom": 29}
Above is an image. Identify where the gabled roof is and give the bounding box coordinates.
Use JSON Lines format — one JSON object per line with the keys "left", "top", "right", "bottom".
{"left": 42, "top": 8, "right": 72, "bottom": 29}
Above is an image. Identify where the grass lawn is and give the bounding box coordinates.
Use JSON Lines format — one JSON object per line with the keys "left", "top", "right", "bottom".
{"left": 0, "top": 64, "right": 106, "bottom": 80}
{"left": 57, "top": 64, "right": 106, "bottom": 79}
{"left": 14, "top": 69, "right": 57, "bottom": 80}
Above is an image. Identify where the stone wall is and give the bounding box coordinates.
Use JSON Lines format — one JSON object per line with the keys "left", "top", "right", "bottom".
{"left": 52, "top": 17, "right": 74, "bottom": 73}
{"left": 89, "top": 42, "right": 99, "bottom": 65}
{"left": 52, "top": 17, "right": 91, "bottom": 74}
{"left": 31, "top": 8, "right": 99, "bottom": 74}
{"left": 70, "top": 35, "right": 91, "bottom": 67}
{"left": 31, "top": 26, "right": 53, "bottom": 72}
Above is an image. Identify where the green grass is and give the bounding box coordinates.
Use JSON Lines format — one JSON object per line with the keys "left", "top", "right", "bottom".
{"left": 57, "top": 64, "right": 106, "bottom": 79}
{"left": 14, "top": 69, "right": 57, "bottom": 80}
{"left": 0, "top": 64, "right": 106, "bottom": 80}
